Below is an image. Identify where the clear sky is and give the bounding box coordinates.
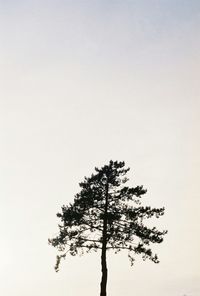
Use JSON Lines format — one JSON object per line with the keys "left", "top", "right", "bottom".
{"left": 0, "top": 1, "right": 200, "bottom": 296}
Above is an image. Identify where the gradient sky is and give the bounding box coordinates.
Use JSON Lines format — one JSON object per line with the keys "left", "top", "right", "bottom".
{"left": 1, "top": 1, "right": 200, "bottom": 296}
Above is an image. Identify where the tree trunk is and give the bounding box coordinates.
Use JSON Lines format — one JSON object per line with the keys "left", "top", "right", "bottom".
{"left": 100, "top": 241, "right": 107, "bottom": 296}
{"left": 100, "top": 182, "right": 109, "bottom": 296}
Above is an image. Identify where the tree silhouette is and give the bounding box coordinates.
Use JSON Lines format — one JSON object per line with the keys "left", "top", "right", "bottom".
{"left": 49, "top": 160, "right": 167, "bottom": 296}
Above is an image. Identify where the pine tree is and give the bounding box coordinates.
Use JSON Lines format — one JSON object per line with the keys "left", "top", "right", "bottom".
{"left": 49, "top": 160, "right": 167, "bottom": 296}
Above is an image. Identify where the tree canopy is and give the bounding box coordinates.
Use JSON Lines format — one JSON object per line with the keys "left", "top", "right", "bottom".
{"left": 49, "top": 160, "right": 167, "bottom": 296}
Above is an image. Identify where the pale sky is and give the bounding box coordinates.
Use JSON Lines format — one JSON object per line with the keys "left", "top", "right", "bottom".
{"left": 0, "top": 1, "right": 200, "bottom": 296}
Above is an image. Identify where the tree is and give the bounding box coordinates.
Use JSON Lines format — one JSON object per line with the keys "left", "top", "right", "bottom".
{"left": 49, "top": 160, "right": 167, "bottom": 296}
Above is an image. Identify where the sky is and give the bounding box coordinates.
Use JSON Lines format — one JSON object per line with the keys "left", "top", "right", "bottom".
{"left": 0, "top": 1, "right": 200, "bottom": 296}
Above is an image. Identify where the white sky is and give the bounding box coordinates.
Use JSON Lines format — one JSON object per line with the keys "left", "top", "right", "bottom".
{"left": 0, "top": 1, "right": 200, "bottom": 296}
